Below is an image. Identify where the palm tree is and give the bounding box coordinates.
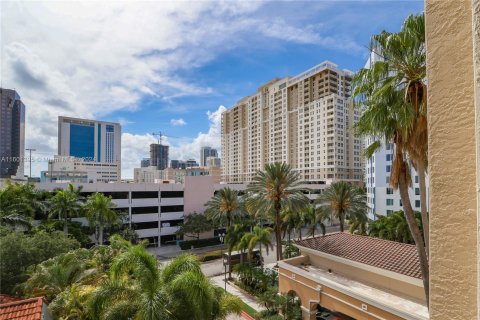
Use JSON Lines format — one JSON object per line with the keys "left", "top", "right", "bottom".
{"left": 281, "top": 209, "right": 297, "bottom": 242}
{"left": 0, "top": 183, "right": 45, "bottom": 229}
{"left": 49, "top": 184, "right": 83, "bottom": 235}
{"left": 89, "top": 248, "right": 242, "bottom": 320}
{"left": 303, "top": 204, "right": 329, "bottom": 237}
{"left": 205, "top": 187, "right": 243, "bottom": 280}
{"left": 205, "top": 188, "right": 243, "bottom": 228}
{"left": 353, "top": 14, "right": 429, "bottom": 302}
{"left": 316, "top": 182, "right": 367, "bottom": 233}
{"left": 84, "top": 193, "right": 119, "bottom": 245}
{"left": 224, "top": 224, "right": 245, "bottom": 279}
{"left": 22, "top": 248, "right": 93, "bottom": 301}
{"left": 245, "top": 226, "right": 273, "bottom": 268}
{"left": 247, "top": 163, "right": 309, "bottom": 261}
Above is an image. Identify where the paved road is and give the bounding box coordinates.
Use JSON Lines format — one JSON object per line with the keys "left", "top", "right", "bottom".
{"left": 150, "top": 225, "right": 342, "bottom": 277}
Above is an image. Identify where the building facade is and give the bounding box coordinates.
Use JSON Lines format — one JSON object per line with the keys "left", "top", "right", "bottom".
{"left": 221, "top": 61, "right": 362, "bottom": 184}
{"left": 140, "top": 158, "right": 150, "bottom": 168}
{"left": 426, "top": 0, "right": 480, "bottom": 318}
{"left": 42, "top": 155, "right": 120, "bottom": 183}
{"left": 58, "top": 116, "right": 121, "bottom": 164}
{"left": 206, "top": 156, "right": 221, "bottom": 168}
{"left": 134, "top": 166, "right": 164, "bottom": 183}
{"left": 150, "top": 144, "right": 169, "bottom": 170}
{"left": 170, "top": 159, "right": 186, "bottom": 169}
{"left": 364, "top": 139, "right": 430, "bottom": 219}
{"left": 185, "top": 159, "right": 198, "bottom": 167}
{"left": 200, "top": 146, "right": 218, "bottom": 167}
{"left": 0, "top": 88, "right": 25, "bottom": 179}
{"left": 278, "top": 233, "right": 427, "bottom": 320}
{"left": 36, "top": 178, "right": 329, "bottom": 246}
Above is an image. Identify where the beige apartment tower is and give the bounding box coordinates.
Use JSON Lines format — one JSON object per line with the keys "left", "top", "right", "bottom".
{"left": 221, "top": 61, "right": 362, "bottom": 184}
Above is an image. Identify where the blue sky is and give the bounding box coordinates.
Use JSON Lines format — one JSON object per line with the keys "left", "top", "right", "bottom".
{"left": 1, "top": 1, "right": 424, "bottom": 178}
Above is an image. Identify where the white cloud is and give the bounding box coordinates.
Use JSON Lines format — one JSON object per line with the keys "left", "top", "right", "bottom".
{"left": 170, "top": 118, "right": 187, "bottom": 126}
{"left": 121, "top": 105, "right": 225, "bottom": 178}
{"left": 1, "top": 2, "right": 362, "bottom": 178}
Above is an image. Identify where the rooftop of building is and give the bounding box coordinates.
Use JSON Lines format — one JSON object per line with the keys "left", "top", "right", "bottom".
{"left": 0, "top": 297, "right": 46, "bottom": 320}
{"left": 295, "top": 232, "right": 421, "bottom": 279}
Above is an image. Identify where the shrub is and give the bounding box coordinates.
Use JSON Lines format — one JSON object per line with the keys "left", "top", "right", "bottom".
{"left": 179, "top": 237, "right": 221, "bottom": 250}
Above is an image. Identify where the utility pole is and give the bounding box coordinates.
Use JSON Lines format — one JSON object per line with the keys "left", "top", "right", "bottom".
{"left": 25, "top": 148, "right": 36, "bottom": 178}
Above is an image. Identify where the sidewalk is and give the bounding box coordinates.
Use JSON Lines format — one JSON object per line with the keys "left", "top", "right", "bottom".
{"left": 211, "top": 275, "right": 265, "bottom": 312}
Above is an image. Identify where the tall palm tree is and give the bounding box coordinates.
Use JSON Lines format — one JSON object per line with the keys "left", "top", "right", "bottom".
{"left": 84, "top": 193, "right": 119, "bottom": 245}
{"left": 224, "top": 223, "right": 245, "bottom": 279}
{"left": 89, "top": 248, "right": 241, "bottom": 320}
{"left": 303, "top": 204, "right": 329, "bottom": 237}
{"left": 245, "top": 226, "right": 273, "bottom": 268}
{"left": 49, "top": 184, "right": 83, "bottom": 235}
{"left": 247, "top": 163, "right": 309, "bottom": 261}
{"left": 316, "top": 181, "right": 367, "bottom": 233}
{"left": 281, "top": 209, "right": 297, "bottom": 242}
{"left": 353, "top": 14, "right": 429, "bottom": 302}
{"left": 205, "top": 188, "right": 243, "bottom": 228}
{"left": 205, "top": 187, "right": 243, "bottom": 279}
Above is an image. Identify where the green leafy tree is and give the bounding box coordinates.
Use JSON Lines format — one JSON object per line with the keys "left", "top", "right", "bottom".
{"left": 49, "top": 184, "right": 84, "bottom": 235}
{"left": 369, "top": 211, "right": 423, "bottom": 244}
{"left": 176, "top": 212, "right": 212, "bottom": 240}
{"left": 0, "top": 229, "right": 80, "bottom": 294}
{"left": 316, "top": 181, "right": 367, "bottom": 232}
{"left": 353, "top": 14, "right": 429, "bottom": 302}
{"left": 247, "top": 163, "right": 309, "bottom": 261}
{"left": 84, "top": 193, "right": 119, "bottom": 245}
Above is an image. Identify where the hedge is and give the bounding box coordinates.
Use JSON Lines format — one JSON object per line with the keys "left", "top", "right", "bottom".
{"left": 179, "top": 237, "right": 221, "bottom": 250}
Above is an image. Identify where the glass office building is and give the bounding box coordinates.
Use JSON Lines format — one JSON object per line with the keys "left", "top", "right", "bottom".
{"left": 0, "top": 88, "right": 25, "bottom": 179}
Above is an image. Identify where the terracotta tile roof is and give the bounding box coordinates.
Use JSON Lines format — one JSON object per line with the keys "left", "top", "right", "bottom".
{"left": 0, "top": 296, "right": 21, "bottom": 305}
{"left": 295, "top": 233, "right": 422, "bottom": 279}
{"left": 0, "top": 297, "right": 45, "bottom": 320}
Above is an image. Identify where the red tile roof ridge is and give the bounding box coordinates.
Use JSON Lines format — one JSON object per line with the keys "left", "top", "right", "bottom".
{"left": 0, "top": 296, "right": 45, "bottom": 308}
{"left": 297, "top": 232, "right": 418, "bottom": 248}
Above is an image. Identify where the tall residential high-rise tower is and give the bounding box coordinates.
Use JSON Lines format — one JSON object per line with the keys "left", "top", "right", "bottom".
{"left": 221, "top": 61, "right": 363, "bottom": 184}
{"left": 0, "top": 88, "right": 25, "bottom": 179}
{"left": 200, "top": 146, "right": 218, "bottom": 167}
{"left": 150, "top": 144, "right": 169, "bottom": 170}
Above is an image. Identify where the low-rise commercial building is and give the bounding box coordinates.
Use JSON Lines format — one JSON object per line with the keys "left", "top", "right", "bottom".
{"left": 278, "top": 233, "right": 427, "bottom": 320}
{"left": 41, "top": 155, "right": 120, "bottom": 183}
{"left": 36, "top": 177, "right": 328, "bottom": 246}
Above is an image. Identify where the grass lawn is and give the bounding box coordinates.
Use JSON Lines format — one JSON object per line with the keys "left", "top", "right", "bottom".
{"left": 239, "top": 299, "right": 257, "bottom": 318}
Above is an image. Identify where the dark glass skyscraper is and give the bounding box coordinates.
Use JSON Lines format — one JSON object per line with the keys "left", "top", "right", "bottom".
{"left": 0, "top": 88, "right": 25, "bottom": 178}
{"left": 150, "top": 144, "right": 169, "bottom": 170}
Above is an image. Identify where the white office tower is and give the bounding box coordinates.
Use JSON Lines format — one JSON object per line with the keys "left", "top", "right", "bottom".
{"left": 221, "top": 61, "right": 363, "bottom": 184}
{"left": 53, "top": 116, "right": 122, "bottom": 182}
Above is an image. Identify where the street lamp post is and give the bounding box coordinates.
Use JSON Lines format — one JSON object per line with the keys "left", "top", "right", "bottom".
{"left": 25, "top": 148, "right": 36, "bottom": 178}
{"left": 219, "top": 232, "right": 227, "bottom": 292}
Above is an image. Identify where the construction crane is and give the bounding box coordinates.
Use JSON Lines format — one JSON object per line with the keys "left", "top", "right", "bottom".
{"left": 151, "top": 131, "right": 178, "bottom": 145}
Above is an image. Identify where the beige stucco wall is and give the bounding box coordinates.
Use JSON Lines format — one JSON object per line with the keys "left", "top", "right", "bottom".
{"left": 425, "top": 0, "right": 479, "bottom": 318}
{"left": 303, "top": 251, "right": 425, "bottom": 302}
